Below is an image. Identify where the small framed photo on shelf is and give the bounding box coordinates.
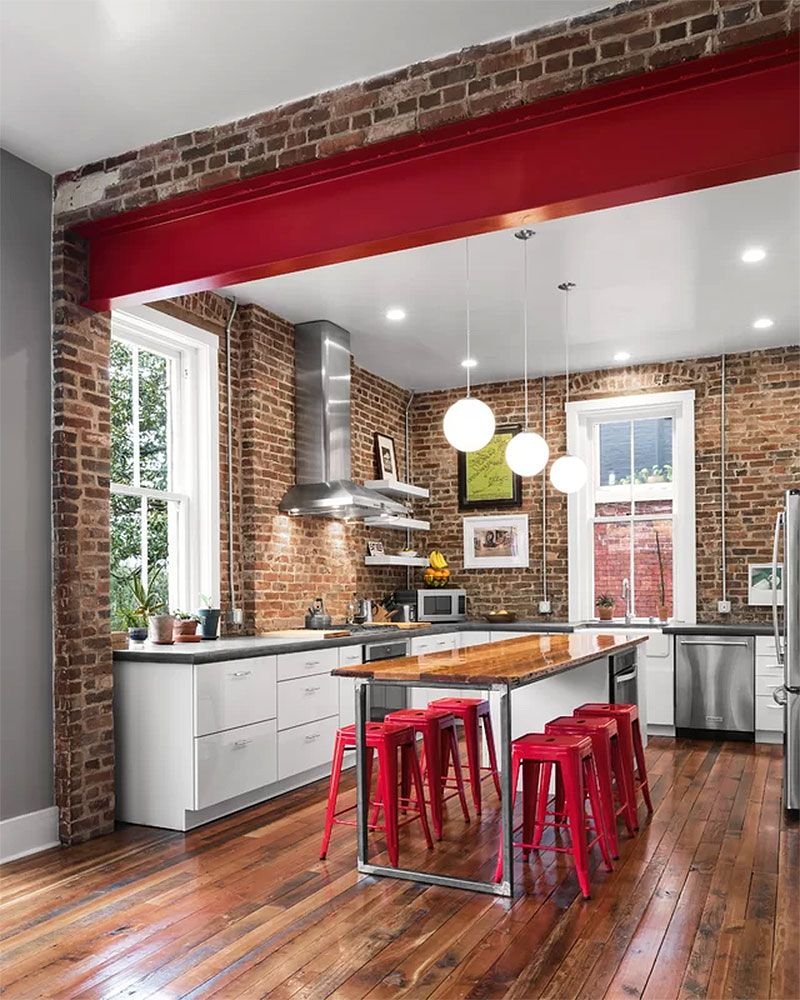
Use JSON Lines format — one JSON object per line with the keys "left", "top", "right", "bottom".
{"left": 748, "top": 562, "right": 783, "bottom": 606}
{"left": 366, "top": 540, "right": 385, "bottom": 557}
{"left": 374, "top": 433, "right": 398, "bottom": 481}
{"left": 463, "top": 514, "right": 529, "bottom": 569}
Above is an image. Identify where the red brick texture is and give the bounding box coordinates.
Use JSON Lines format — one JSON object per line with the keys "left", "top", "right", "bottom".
{"left": 49, "top": 0, "right": 798, "bottom": 842}
{"left": 409, "top": 347, "right": 800, "bottom": 623}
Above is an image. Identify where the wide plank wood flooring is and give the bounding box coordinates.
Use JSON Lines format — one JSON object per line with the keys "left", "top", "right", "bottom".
{"left": 1, "top": 738, "right": 797, "bottom": 999}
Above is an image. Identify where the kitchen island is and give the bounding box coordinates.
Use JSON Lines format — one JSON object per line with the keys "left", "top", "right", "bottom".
{"left": 333, "top": 631, "right": 648, "bottom": 897}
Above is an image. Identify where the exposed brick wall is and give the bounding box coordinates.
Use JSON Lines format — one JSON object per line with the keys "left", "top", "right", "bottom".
{"left": 52, "top": 1, "right": 797, "bottom": 226}
{"left": 48, "top": 0, "right": 797, "bottom": 842}
{"left": 410, "top": 347, "right": 799, "bottom": 623}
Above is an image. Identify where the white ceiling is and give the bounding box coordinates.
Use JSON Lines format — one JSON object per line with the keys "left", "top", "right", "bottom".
{"left": 224, "top": 172, "right": 800, "bottom": 391}
{"left": 0, "top": 0, "right": 609, "bottom": 174}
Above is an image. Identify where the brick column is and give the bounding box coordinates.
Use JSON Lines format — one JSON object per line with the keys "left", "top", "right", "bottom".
{"left": 52, "top": 228, "right": 115, "bottom": 844}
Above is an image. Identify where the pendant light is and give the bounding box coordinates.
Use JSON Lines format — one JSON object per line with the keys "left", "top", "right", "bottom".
{"left": 443, "top": 238, "right": 496, "bottom": 452}
{"left": 550, "top": 281, "right": 588, "bottom": 494}
{"left": 505, "top": 229, "right": 549, "bottom": 477}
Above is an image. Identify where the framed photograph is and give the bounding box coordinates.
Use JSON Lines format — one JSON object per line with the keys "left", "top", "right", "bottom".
{"left": 458, "top": 425, "right": 522, "bottom": 510}
{"left": 748, "top": 563, "right": 783, "bottom": 606}
{"left": 366, "top": 540, "right": 385, "bottom": 557}
{"left": 374, "top": 433, "right": 398, "bottom": 481}
{"left": 463, "top": 514, "right": 529, "bottom": 569}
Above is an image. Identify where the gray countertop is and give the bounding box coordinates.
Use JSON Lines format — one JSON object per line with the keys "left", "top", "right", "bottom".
{"left": 112, "top": 617, "right": 774, "bottom": 665}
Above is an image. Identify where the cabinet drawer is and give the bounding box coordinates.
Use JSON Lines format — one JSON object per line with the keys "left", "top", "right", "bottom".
{"left": 458, "top": 631, "right": 491, "bottom": 647}
{"left": 338, "top": 645, "right": 364, "bottom": 668}
{"left": 411, "top": 634, "right": 457, "bottom": 656}
{"left": 277, "top": 647, "right": 338, "bottom": 682}
{"left": 756, "top": 656, "right": 782, "bottom": 676}
{"left": 278, "top": 716, "right": 338, "bottom": 781}
{"left": 278, "top": 672, "right": 339, "bottom": 731}
{"left": 195, "top": 656, "right": 276, "bottom": 737}
{"left": 756, "top": 636, "right": 778, "bottom": 657}
{"left": 194, "top": 720, "right": 277, "bottom": 809}
{"left": 756, "top": 671, "right": 784, "bottom": 699}
{"left": 756, "top": 696, "right": 785, "bottom": 733}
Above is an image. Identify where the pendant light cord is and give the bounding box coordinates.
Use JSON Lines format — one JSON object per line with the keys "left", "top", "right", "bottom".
{"left": 558, "top": 281, "right": 575, "bottom": 415}
{"left": 523, "top": 236, "right": 529, "bottom": 429}
{"left": 541, "top": 374, "right": 548, "bottom": 603}
{"left": 465, "top": 238, "right": 471, "bottom": 397}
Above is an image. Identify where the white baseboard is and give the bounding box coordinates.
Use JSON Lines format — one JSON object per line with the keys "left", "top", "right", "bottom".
{"left": 0, "top": 806, "right": 60, "bottom": 864}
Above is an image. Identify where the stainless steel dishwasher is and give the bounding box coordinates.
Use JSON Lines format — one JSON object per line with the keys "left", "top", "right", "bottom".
{"left": 675, "top": 635, "right": 755, "bottom": 738}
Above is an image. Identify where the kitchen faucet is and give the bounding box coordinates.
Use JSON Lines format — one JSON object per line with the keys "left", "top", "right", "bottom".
{"left": 621, "top": 578, "right": 632, "bottom": 625}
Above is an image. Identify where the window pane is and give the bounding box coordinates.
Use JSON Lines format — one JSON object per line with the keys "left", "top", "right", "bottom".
{"left": 595, "top": 500, "right": 632, "bottom": 517}
{"left": 633, "top": 417, "right": 672, "bottom": 485}
{"left": 598, "top": 421, "right": 631, "bottom": 486}
{"left": 594, "top": 520, "right": 630, "bottom": 617}
{"left": 139, "top": 349, "right": 170, "bottom": 490}
{"left": 634, "top": 519, "right": 673, "bottom": 618}
{"left": 110, "top": 492, "right": 141, "bottom": 628}
{"left": 147, "top": 498, "right": 171, "bottom": 612}
{"left": 110, "top": 340, "right": 134, "bottom": 486}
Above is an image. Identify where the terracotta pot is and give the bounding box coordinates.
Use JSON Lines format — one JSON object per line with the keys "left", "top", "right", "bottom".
{"left": 597, "top": 606, "right": 614, "bottom": 621}
{"left": 174, "top": 619, "right": 199, "bottom": 638}
{"left": 657, "top": 604, "right": 670, "bottom": 622}
{"left": 149, "top": 614, "right": 175, "bottom": 644}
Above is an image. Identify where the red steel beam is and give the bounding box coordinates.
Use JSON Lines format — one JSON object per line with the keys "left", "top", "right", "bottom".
{"left": 76, "top": 36, "right": 799, "bottom": 311}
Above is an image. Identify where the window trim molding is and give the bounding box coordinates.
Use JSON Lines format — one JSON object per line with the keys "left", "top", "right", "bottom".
{"left": 566, "top": 390, "right": 696, "bottom": 624}
{"left": 111, "top": 305, "right": 220, "bottom": 612}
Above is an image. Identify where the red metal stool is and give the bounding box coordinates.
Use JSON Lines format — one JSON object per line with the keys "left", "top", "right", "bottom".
{"left": 385, "top": 707, "right": 470, "bottom": 840}
{"left": 540, "top": 715, "right": 632, "bottom": 859}
{"left": 574, "top": 703, "right": 653, "bottom": 830}
{"left": 428, "top": 697, "right": 501, "bottom": 815}
{"left": 492, "top": 733, "right": 614, "bottom": 899}
{"left": 319, "top": 721, "right": 433, "bottom": 866}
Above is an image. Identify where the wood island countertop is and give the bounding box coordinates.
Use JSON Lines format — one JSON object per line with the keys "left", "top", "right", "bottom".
{"left": 332, "top": 631, "right": 648, "bottom": 688}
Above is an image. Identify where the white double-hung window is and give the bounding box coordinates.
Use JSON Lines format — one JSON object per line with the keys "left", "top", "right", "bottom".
{"left": 566, "top": 390, "right": 696, "bottom": 623}
{"left": 109, "top": 307, "right": 219, "bottom": 627}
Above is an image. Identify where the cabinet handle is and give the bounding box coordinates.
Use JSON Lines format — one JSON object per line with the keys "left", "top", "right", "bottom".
{"left": 679, "top": 639, "right": 751, "bottom": 647}
{"left": 232, "top": 739, "right": 252, "bottom": 749}
{"left": 304, "top": 685, "right": 321, "bottom": 695}
{"left": 229, "top": 670, "right": 252, "bottom": 678}
{"left": 305, "top": 661, "right": 320, "bottom": 667}
{"left": 304, "top": 732, "right": 321, "bottom": 743}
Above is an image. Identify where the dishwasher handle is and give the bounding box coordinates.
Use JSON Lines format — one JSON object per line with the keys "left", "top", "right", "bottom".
{"left": 678, "top": 639, "right": 751, "bottom": 647}
{"left": 614, "top": 668, "right": 637, "bottom": 684}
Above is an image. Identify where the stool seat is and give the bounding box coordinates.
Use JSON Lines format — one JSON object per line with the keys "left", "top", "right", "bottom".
{"left": 338, "top": 721, "right": 413, "bottom": 746}
{"left": 385, "top": 707, "right": 453, "bottom": 723}
{"left": 493, "top": 730, "right": 613, "bottom": 899}
{"left": 428, "top": 697, "right": 501, "bottom": 814}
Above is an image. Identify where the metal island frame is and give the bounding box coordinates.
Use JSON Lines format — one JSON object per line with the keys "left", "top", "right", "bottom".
{"left": 332, "top": 631, "right": 648, "bottom": 898}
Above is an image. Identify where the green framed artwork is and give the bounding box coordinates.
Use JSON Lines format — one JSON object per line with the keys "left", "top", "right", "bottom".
{"left": 458, "top": 424, "right": 522, "bottom": 510}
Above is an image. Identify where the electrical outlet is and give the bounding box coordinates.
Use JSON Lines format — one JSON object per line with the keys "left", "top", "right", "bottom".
{"left": 539, "top": 600, "right": 552, "bottom": 614}
{"left": 717, "top": 600, "right": 731, "bottom": 614}
{"left": 232, "top": 608, "right": 244, "bottom": 625}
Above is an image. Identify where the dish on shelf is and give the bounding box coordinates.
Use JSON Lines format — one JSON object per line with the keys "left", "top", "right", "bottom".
{"left": 484, "top": 611, "right": 517, "bottom": 623}
{"left": 398, "top": 548, "right": 418, "bottom": 557}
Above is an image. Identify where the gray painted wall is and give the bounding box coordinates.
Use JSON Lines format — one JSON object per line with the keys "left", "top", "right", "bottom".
{"left": 0, "top": 148, "right": 54, "bottom": 821}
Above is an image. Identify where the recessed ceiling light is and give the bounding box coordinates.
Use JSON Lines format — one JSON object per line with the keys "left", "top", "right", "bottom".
{"left": 753, "top": 317, "right": 774, "bottom": 330}
{"left": 461, "top": 357, "right": 478, "bottom": 368}
{"left": 385, "top": 307, "right": 406, "bottom": 322}
{"left": 741, "top": 247, "right": 766, "bottom": 263}
{"left": 613, "top": 351, "right": 631, "bottom": 363}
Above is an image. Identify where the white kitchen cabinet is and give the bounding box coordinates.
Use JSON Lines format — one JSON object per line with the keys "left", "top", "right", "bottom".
{"left": 277, "top": 672, "right": 339, "bottom": 731}
{"left": 195, "top": 655, "right": 277, "bottom": 737}
{"left": 278, "top": 716, "right": 340, "bottom": 781}
{"left": 458, "top": 631, "right": 492, "bottom": 647}
{"left": 194, "top": 719, "right": 278, "bottom": 809}
{"left": 755, "top": 636, "right": 784, "bottom": 743}
{"left": 489, "top": 630, "right": 541, "bottom": 643}
{"left": 338, "top": 645, "right": 363, "bottom": 729}
{"left": 276, "top": 647, "right": 338, "bottom": 681}
{"left": 640, "top": 632, "right": 674, "bottom": 732}
{"left": 410, "top": 633, "right": 461, "bottom": 707}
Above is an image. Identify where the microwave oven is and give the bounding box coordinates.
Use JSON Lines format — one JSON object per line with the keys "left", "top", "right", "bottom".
{"left": 413, "top": 588, "right": 467, "bottom": 622}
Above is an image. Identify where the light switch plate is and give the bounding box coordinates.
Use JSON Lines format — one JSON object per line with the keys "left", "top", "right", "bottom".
{"left": 717, "top": 600, "right": 731, "bottom": 614}
{"left": 539, "top": 600, "right": 551, "bottom": 614}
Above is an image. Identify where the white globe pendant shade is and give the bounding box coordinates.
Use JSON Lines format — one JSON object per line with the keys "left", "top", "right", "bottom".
{"left": 505, "top": 431, "right": 549, "bottom": 477}
{"left": 443, "top": 397, "right": 496, "bottom": 452}
{"left": 550, "top": 454, "right": 588, "bottom": 494}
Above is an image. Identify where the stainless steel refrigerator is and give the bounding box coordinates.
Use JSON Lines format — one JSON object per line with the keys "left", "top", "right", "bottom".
{"left": 773, "top": 488, "right": 799, "bottom": 812}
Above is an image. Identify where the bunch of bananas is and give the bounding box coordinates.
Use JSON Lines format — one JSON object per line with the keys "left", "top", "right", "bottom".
{"left": 423, "top": 549, "right": 451, "bottom": 587}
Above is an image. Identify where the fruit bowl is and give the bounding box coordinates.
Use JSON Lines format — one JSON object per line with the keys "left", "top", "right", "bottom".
{"left": 484, "top": 611, "right": 517, "bottom": 623}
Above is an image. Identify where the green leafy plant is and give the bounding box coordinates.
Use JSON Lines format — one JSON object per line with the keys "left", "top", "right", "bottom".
{"left": 172, "top": 610, "right": 199, "bottom": 622}
{"left": 199, "top": 593, "right": 216, "bottom": 610}
{"left": 595, "top": 594, "right": 615, "bottom": 609}
{"left": 124, "top": 567, "right": 166, "bottom": 618}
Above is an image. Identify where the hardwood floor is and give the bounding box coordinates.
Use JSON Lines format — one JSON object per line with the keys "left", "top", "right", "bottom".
{"left": 1, "top": 738, "right": 797, "bottom": 999}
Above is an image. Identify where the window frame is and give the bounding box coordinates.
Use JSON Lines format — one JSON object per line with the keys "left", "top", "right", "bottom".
{"left": 566, "top": 390, "right": 696, "bottom": 624}
{"left": 110, "top": 306, "right": 220, "bottom": 614}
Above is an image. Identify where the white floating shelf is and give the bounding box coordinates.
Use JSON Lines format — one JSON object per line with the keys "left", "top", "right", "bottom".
{"left": 364, "top": 554, "right": 429, "bottom": 567}
{"left": 364, "top": 516, "right": 430, "bottom": 531}
{"left": 363, "top": 479, "right": 430, "bottom": 500}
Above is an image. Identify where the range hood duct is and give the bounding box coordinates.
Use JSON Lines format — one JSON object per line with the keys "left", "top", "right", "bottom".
{"left": 278, "top": 321, "right": 408, "bottom": 520}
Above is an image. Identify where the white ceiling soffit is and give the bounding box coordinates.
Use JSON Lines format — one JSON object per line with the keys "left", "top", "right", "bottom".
{"left": 223, "top": 172, "right": 800, "bottom": 392}
{"left": 0, "top": 0, "right": 610, "bottom": 174}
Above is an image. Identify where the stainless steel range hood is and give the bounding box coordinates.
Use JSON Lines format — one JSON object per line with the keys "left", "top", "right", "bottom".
{"left": 279, "top": 321, "right": 408, "bottom": 520}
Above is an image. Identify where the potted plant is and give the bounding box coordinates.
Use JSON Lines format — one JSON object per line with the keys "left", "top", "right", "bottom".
{"left": 117, "top": 567, "right": 171, "bottom": 642}
{"left": 197, "top": 594, "right": 221, "bottom": 640}
{"left": 596, "top": 594, "right": 615, "bottom": 621}
{"left": 120, "top": 607, "right": 148, "bottom": 643}
{"left": 655, "top": 531, "right": 669, "bottom": 621}
{"left": 173, "top": 611, "right": 199, "bottom": 640}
